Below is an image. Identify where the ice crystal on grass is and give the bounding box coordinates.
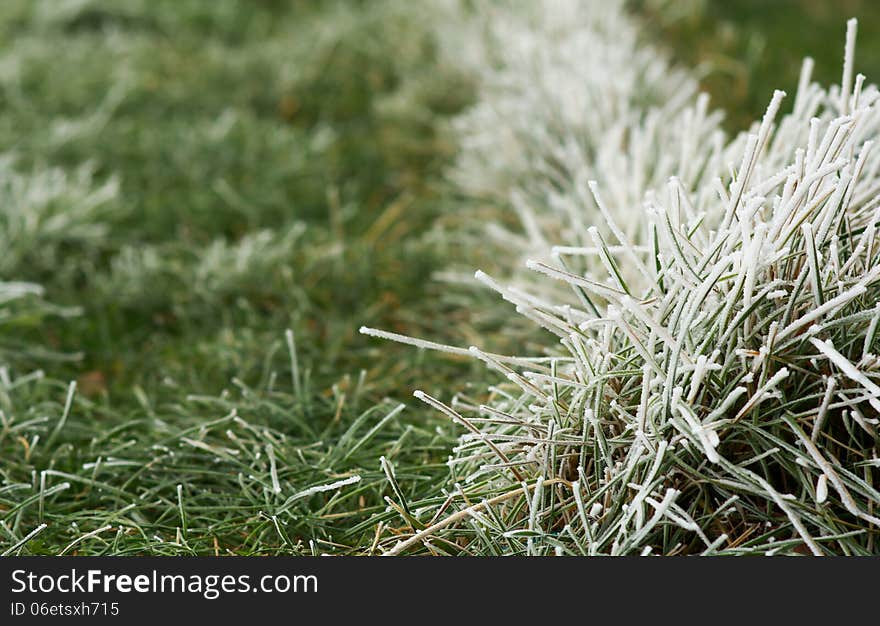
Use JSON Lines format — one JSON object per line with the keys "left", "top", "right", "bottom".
{"left": 365, "top": 17, "right": 880, "bottom": 555}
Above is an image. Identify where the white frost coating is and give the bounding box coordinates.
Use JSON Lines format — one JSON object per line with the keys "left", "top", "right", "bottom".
{"left": 266, "top": 444, "right": 282, "bottom": 494}
{"left": 295, "top": 475, "right": 361, "bottom": 496}
{"left": 810, "top": 338, "right": 880, "bottom": 413}
{"left": 278, "top": 475, "right": 362, "bottom": 513}
{"left": 816, "top": 474, "right": 828, "bottom": 504}
{"left": 1, "top": 523, "right": 49, "bottom": 557}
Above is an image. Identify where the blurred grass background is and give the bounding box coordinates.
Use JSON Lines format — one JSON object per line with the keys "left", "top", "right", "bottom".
{"left": 1, "top": 0, "right": 878, "bottom": 554}
{"left": 639, "top": 0, "right": 880, "bottom": 129}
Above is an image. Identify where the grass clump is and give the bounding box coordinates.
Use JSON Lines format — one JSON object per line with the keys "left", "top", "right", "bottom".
{"left": 365, "top": 12, "right": 880, "bottom": 555}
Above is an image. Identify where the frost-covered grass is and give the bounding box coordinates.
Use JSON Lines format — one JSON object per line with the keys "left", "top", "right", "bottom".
{"left": 364, "top": 6, "right": 880, "bottom": 555}
{"left": 0, "top": 0, "right": 476, "bottom": 555}
{"left": 3, "top": 0, "right": 880, "bottom": 556}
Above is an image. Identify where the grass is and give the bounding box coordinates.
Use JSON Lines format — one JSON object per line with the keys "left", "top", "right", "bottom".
{"left": 363, "top": 2, "right": 880, "bottom": 556}
{"left": 0, "top": 0, "right": 480, "bottom": 555}
{"left": 639, "top": 0, "right": 880, "bottom": 130}
{"left": 2, "top": 0, "right": 879, "bottom": 555}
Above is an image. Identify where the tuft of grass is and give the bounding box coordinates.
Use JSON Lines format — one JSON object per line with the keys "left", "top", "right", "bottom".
{"left": 365, "top": 6, "right": 880, "bottom": 555}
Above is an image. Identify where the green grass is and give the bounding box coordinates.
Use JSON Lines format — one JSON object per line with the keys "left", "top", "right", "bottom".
{"left": 2, "top": 0, "right": 879, "bottom": 555}
{"left": 0, "top": 0, "right": 481, "bottom": 555}
{"left": 638, "top": 0, "right": 880, "bottom": 131}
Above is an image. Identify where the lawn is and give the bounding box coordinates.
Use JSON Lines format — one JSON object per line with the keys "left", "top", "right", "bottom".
{"left": 1, "top": 0, "right": 878, "bottom": 555}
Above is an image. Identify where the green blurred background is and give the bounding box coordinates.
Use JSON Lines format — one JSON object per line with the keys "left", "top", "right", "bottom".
{"left": 640, "top": 0, "right": 880, "bottom": 129}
